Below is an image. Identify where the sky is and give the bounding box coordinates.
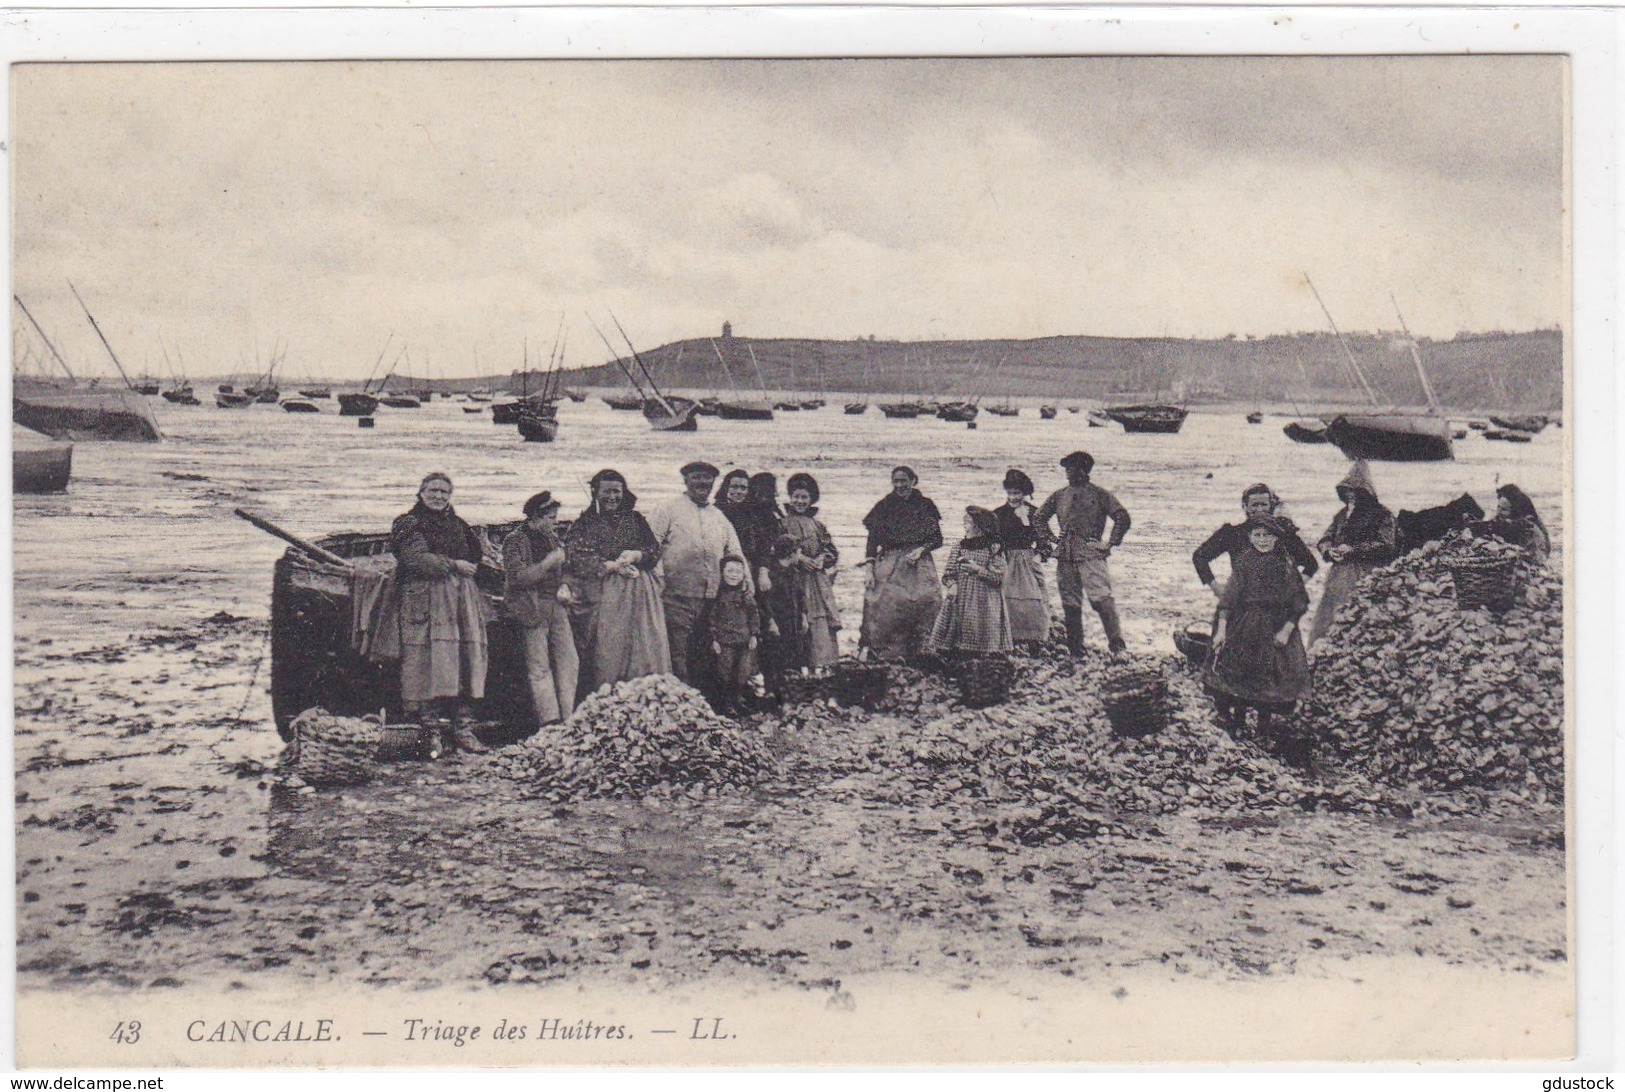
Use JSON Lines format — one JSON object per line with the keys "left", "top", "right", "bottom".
{"left": 11, "top": 58, "right": 1564, "bottom": 381}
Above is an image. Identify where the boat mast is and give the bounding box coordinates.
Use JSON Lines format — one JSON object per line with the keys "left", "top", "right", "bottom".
{"left": 13, "top": 295, "right": 77, "bottom": 382}
{"left": 1390, "top": 293, "right": 1441, "bottom": 414}
{"left": 710, "top": 339, "right": 741, "bottom": 398}
{"left": 607, "top": 311, "right": 676, "bottom": 416}
{"left": 586, "top": 314, "right": 655, "bottom": 408}
{"left": 1303, "top": 274, "right": 1380, "bottom": 407}
{"left": 745, "top": 344, "right": 770, "bottom": 401}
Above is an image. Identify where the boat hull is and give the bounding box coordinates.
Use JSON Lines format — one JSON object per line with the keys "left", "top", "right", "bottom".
{"left": 878, "top": 403, "right": 922, "bottom": 419}
{"left": 280, "top": 399, "right": 320, "bottom": 413}
{"left": 13, "top": 426, "right": 72, "bottom": 493}
{"left": 1483, "top": 428, "right": 1533, "bottom": 444}
{"left": 270, "top": 527, "right": 538, "bottom": 739}
{"left": 717, "top": 401, "right": 775, "bottom": 421}
{"left": 1284, "top": 420, "right": 1331, "bottom": 444}
{"left": 644, "top": 399, "right": 700, "bottom": 432}
{"left": 13, "top": 386, "right": 163, "bottom": 442}
{"left": 517, "top": 413, "right": 560, "bottom": 442}
{"left": 379, "top": 396, "right": 421, "bottom": 409}
{"left": 491, "top": 398, "right": 553, "bottom": 425}
{"left": 1105, "top": 404, "right": 1188, "bottom": 434}
{"left": 1326, "top": 414, "right": 1454, "bottom": 462}
{"left": 604, "top": 395, "right": 643, "bottom": 411}
{"left": 843, "top": 403, "right": 868, "bottom": 415}
{"left": 1489, "top": 414, "right": 1548, "bottom": 434}
{"left": 1039, "top": 406, "right": 1058, "bottom": 420}
{"left": 337, "top": 393, "right": 380, "bottom": 417}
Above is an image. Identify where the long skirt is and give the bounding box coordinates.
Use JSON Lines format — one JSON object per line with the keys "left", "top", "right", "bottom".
{"left": 1001, "top": 547, "right": 1050, "bottom": 642}
{"left": 792, "top": 568, "right": 841, "bottom": 669}
{"left": 928, "top": 576, "right": 1013, "bottom": 655}
{"left": 582, "top": 572, "right": 671, "bottom": 693}
{"left": 1203, "top": 607, "right": 1311, "bottom": 706}
{"left": 861, "top": 550, "right": 942, "bottom": 661}
{"left": 1307, "top": 560, "right": 1377, "bottom": 647}
{"left": 399, "top": 574, "right": 488, "bottom": 703}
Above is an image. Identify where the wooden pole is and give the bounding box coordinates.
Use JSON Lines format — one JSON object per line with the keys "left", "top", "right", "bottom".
{"left": 234, "top": 509, "right": 352, "bottom": 569}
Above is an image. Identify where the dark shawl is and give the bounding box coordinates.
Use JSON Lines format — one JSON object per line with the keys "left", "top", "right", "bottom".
{"left": 391, "top": 502, "right": 482, "bottom": 580}
{"left": 863, "top": 490, "right": 944, "bottom": 558}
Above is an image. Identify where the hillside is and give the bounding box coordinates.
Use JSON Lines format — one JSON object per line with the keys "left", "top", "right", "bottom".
{"left": 394, "top": 329, "right": 1563, "bottom": 412}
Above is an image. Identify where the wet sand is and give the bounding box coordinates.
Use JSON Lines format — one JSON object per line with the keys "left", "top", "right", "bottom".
{"left": 12, "top": 398, "right": 1566, "bottom": 999}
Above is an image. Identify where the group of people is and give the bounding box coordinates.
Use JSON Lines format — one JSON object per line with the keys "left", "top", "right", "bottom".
{"left": 386, "top": 454, "right": 1549, "bottom": 760}
{"left": 1188, "top": 466, "right": 1550, "bottom": 765}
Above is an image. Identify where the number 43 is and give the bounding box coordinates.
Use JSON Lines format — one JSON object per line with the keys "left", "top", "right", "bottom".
{"left": 110, "top": 1021, "right": 141, "bottom": 1044}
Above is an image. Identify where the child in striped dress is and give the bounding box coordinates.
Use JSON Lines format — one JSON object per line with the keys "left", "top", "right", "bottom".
{"left": 928, "top": 507, "right": 1013, "bottom": 656}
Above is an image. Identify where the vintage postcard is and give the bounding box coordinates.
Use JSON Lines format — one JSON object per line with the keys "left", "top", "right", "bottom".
{"left": 7, "top": 6, "right": 1603, "bottom": 1070}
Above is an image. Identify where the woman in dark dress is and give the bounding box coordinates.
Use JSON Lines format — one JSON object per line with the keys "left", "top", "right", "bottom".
{"left": 1192, "top": 483, "right": 1318, "bottom": 596}
{"left": 1485, "top": 483, "right": 1552, "bottom": 561}
{"left": 562, "top": 468, "right": 670, "bottom": 696}
{"left": 859, "top": 465, "right": 944, "bottom": 661}
{"left": 391, "top": 471, "right": 490, "bottom": 755}
{"left": 994, "top": 468, "right": 1055, "bottom": 646}
{"left": 1203, "top": 515, "right": 1313, "bottom": 765}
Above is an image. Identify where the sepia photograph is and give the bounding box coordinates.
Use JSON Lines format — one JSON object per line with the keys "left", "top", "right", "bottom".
{"left": 7, "top": 11, "right": 1599, "bottom": 1068}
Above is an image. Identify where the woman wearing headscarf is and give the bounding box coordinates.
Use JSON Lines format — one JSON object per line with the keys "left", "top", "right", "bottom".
{"left": 1307, "top": 460, "right": 1397, "bottom": 646}
{"left": 994, "top": 468, "right": 1055, "bottom": 646}
{"left": 1193, "top": 483, "right": 1318, "bottom": 596}
{"left": 859, "top": 465, "right": 944, "bottom": 661}
{"left": 717, "top": 469, "right": 780, "bottom": 593}
{"left": 562, "top": 469, "right": 670, "bottom": 695}
{"left": 391, "top": 471, "right": 490, "bottom": 754}
{"left": 782, "top": 472, "right": 841, "bottom": 671}
{"left": 1483, "top": 484, "right": 1552, "bottom": 561}
{"left": 927, "top": 506, "right": 1013, "bottom": 657}
{"left": 1203, "top": 515, "right": 1313, "bottom": 764}
{"left": 502, "top": 491, "right": 578, "bottom": 728}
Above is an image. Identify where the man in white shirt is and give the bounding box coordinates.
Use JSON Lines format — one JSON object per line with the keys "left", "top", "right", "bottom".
{"left": 647, "top": 461, "right": 749, "bottom": 686}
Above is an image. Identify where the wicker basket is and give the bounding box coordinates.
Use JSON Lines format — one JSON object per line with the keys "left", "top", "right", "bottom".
{"left": 1173, "top": 623, "right": 1213, "bottom": 666}
{"left": 831, "top": 660, "right": 891, "bottom": 710}
{"left": 377, "top": 723, "right": 432, "bottom": 762}
{"left": 956, "top": 654, "right": 1015, "bottom": 709}
{"left": 1101, "top": 666, "right": 1168, "bottom": 738}
{"left": 1446, "top": 555, "right": 1521, "bottom": 613}
{"left": 286, "top": 708, "right": 379, "bottom": 786}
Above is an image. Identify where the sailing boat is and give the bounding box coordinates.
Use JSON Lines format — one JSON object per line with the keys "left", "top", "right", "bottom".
{"left": 516, "top": 327, "right": 567, "bottom": 443}
{"left": 492, "top": 332, "right": 553, "bottom": 425}
{"left": 12, "top": 290, "right": 163, "bottom": 442}
{"left": 338, "top": 336, "right": 393, "bottom": 417}
{"left": 800, "top": 351, "right": 825, "bottom": 410}
{"left": 1315, "top": 284, "right": 1452, "bottom": 462}
{"left": 712, "top": 341, "right": 773, "bottom": 420}
{"left": 589, "top": 313, "right": 700, "bottom": 432}
{"left": 879, "top": 348, "right": 925, "bottom": 418}
{"left": 1103, "top": 348, "right": 1188, "bottom": 433}
{"left": 159, "top": 340, "right": 201, "bottom": 405}
{"left": 844, "top": 354, "right": 870, "bottom": 414}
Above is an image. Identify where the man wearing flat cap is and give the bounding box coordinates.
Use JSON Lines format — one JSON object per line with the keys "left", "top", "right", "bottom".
{"left": 502, "top": 490, "right": 579, "bottom": 726}
{"left": 647, "top": 461, "right": 750, "bottom": 686}
{"left": 1036, "top": 451, "right": 1131, "bottom": 657}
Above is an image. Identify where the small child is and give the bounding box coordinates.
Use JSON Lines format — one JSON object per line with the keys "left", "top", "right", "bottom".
{"left": 927, "top": 506, "right": 1013, "bottom": 657}
{"left": 708, "top": 554, "right": 761, "bottom": 715}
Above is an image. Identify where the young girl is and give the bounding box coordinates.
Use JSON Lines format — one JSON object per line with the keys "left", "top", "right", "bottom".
{"left": 782, "top": 472, "right": 841, "bottom": 672}
{"left": 994, "top": 468, "right": 1055, "bottom": 645}
{"left": 1204, "top": 515, "right": 1313, "bottom": 763}
{"left": 928, "top": 507, "right": 1013, "bottom": 656}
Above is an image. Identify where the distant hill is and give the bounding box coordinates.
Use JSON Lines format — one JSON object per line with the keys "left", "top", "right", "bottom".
{"left": 394, "top": 329, "right": 1563, "bottom": 412}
